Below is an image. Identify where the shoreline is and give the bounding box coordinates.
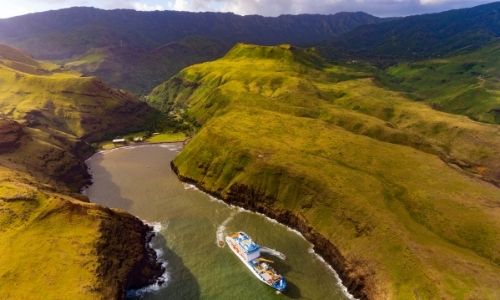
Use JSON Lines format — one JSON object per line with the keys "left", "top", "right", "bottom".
{"left": 171, "top": 161, "right": 369, "bottom": 300}
{"left": 81, "top": 144, "right": 171, "bottom": 298}
{"left": 89, "top": 141, "right": 186, "bottom": 157}
{"left": 183, "top": 181, "right": 357, "bottom": 300}
{"left": 83, "top": 143, "right": 366, "bottom": 299}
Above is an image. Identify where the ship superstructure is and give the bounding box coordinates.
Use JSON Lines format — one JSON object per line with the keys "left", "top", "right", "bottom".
{"left": 226, "top": 232, "right": 287, "bottom": 292}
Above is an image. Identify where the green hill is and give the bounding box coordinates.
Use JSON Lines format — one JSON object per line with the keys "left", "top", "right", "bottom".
{"left": 0, "top": 44, "right": 155, "bottom": 187}
{"left": 149, "top": 44, "right": 500, "bottom": 299}
{"left": 0, "top": 44, "right": 151, "bottom": 140}
{"left": 0, "top": 45, "right": 162, "bottom": 299}
{"left": 378, "top": 41, "right": 500, "bottom": 124}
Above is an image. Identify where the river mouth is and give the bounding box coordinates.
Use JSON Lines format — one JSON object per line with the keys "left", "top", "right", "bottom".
{"left": 84, "top": 144, "right": 351, "bottom": 300}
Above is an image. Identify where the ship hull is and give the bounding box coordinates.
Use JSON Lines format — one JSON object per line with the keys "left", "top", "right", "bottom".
{"left": 225, "top": 236, "right": 286, "bottom": 292}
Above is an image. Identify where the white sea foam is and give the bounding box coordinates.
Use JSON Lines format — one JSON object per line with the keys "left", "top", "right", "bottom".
{"left": 308, "top": 246, "right": 357, "bottom": 300}
{"left": 182, "top": 183, "right": 197, "bottom": 190}
{"left": 150, "top": 221, "right": 163, "bottom": 233}
{"left": 215, "top": 211, "right": 239, "bottom": 248}
{"left": 159, "top": 144, "right": 183, "bottom": 151}
{"left": 184, "top": 183, "right": 358, "bottom": 299}
{"left": 260, "top": 246, "right": 287, "bottom": 261}
{"left": 126, "top": 221, "right": 170, "bottom": 298}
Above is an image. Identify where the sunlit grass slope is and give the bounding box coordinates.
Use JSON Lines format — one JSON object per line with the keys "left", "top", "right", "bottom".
{"left": 0, "top": 44, "right": 150, "bottom": 140}
{"left": 149, "top": 44, "right": 500, "bottom": 299}
{"left": 0, "top": 167, "right": 154, "bottom": 300}
{"left": 380, "top": 41, "right": 500, "bottom": 124}
{"left": 0, "top": 45, "right": 159, "bottom": 299}
{"left": 0, "top": 43, "right": 154, "bottom": 185}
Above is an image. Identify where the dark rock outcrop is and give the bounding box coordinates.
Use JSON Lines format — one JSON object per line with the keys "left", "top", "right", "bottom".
{"left": 0, "top": 118, "right": 23, "bottom": 153}
{"left": 96, "top": 207, "right": 164, "bottom": 299}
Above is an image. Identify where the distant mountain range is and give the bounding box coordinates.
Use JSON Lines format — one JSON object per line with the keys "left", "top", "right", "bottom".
{"left": 0, "top": 8, "right": 380, "bottom": 94}
{"left": 322, "top": 2, "right": 500, "bottom": 62}
{"left": 0, "top": 3, "right": 497, "bottom": 94}
{"left": 1, "top": 3, "right": 499, "bottom": 300}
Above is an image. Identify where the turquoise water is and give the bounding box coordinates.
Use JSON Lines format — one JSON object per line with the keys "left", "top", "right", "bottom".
{"left": 84, "top": 144, "right": 350, "bottom": 300}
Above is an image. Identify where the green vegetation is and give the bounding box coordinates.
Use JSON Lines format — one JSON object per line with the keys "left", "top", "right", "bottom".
{"left": 379, "top": 41, "right": 500, "bottom": 123}
{"left": 60, "top": 36, "right": 227, "bottom": 95}
{"left": 62, "top": 48, "right": 107, "bottom": 74}
{"left": 322, "top": 2, "right": 500, "bottom": 62}
{"left": 95, "top": 131, "right": 187, "bottom": 150}
{"left": 0, "top": 7, "right": 379, "bottom": 94}
{"left": 147, "top": 132, "right": 187, "bottom": 143}
{"left": 0, "top": 44, "right": 151, "bottom": 141}
{"left": 0, "top": 167, "right": 157, "bottom": 300}
{"left": 150, "top": 43, "right": 500, "bottom": 299}
{"left": 0, "top": 45, "right": 159, "bottom": 299}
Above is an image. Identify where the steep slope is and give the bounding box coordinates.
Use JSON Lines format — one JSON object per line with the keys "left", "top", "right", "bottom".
{"left": 0, "top": 7, "right": 380, "bottom": 94}
{"left": 62, "top": 36, "right": 228, "bottom": 95}
{"left": 322, "top": 2, "right": 500, "bottom": 62}
{"left": 0, "top": 44, "right": 151, "bottom": 141}
{"left": 0, "top": 167, "right": 162, "bottom": 300}
{"left": 149, "top": 44, "right": 500, "bottom": 299}
{"left": 0, "top": 45, "right": 162, "bottom": 299}
{"left": 378, "top": 41, "right": 500, "bottom": 124}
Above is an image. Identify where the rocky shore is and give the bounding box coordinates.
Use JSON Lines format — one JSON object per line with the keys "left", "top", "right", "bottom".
{"left": 94, "top": 206, "right": 165, "bottom": 298}
{"left": 171, "top": 162, "right": 369, "bottom": 300}
{"left": 73, "top": 149, "right": 165, "bottom": 299}
{"left": 0, "top": 122, "right": 165, "bottom": 299}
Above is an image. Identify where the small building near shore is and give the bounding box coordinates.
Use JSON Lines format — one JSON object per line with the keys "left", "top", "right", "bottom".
{"left": 112, "top": 138, "right": 127, "bottom": 145}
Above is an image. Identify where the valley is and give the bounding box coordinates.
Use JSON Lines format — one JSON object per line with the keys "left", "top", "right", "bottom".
{"left": 0, "top": 2, "right": 499, "bottom": 300}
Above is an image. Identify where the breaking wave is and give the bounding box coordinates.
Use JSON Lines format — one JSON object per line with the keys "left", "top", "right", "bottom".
{"left": 307, "top": 246, "right": 357, "bottom": 300}
{"left": 126, "top": 221, "right": 169, "bottom": 299}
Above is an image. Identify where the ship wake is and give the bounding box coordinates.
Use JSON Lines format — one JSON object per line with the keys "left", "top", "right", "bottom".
{"left": 216, "top": 211, "right": 238, "bottom": 248}
{"left": 261, "top": 246, "right": 287, "bottom": 260}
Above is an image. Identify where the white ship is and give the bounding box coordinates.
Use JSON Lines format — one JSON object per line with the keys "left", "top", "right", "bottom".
{"left": 226, "top": 232, "right": 287, "bottom": 292}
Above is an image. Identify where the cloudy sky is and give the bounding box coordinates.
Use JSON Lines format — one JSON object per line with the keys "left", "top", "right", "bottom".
{"left": 0, "top": 0, "right": 494, "bottom": 19}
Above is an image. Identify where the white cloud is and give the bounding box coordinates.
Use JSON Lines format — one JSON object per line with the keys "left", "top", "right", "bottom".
{"left": 160, "top": 0, "right": 494, "bottom": 17}
{"left": 132, "top": 2, "right": 165, "bottom": 11}
{"left": 0, "top": 0, "right": 494, "bottom": 19}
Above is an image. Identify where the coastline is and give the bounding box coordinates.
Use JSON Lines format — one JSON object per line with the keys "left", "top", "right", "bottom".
{"left": 79, "top": 144, "right": 169, "bottom": 298}
{"left": 171, "top": 161, "right": 369, "bottom": 300}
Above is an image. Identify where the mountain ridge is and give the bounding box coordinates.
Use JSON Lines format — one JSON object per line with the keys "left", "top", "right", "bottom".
{"left": 322, "top": 2, "right": 500, "bottom": 62}
{"left": 0, "top": 7, "right": 381, "bottom": 94}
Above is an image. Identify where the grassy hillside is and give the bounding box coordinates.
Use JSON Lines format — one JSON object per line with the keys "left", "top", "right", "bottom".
{"left": 379, "top": 41, "right": 500, "bottom": 124}
{"left": 0, "top": 44, "right": 151, "bottom": 140}
{"left": 0, "top": 166, "right": 161, "bottom": 300}
{"left": 149, "top": 44, "right": 500, "bottom": 299}
{"left": 0, "top": 43, "right": 155, "bottom": 187}
{"left": 0, "top": 45, "right": 162, "bottom": 299}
